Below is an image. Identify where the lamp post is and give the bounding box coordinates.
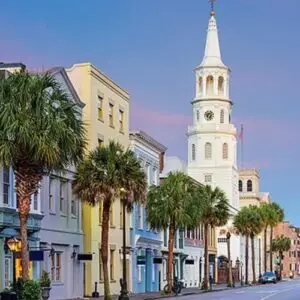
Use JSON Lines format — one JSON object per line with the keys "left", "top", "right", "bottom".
{"left": 7, "top": 237, "right": 21, "bottom": 289}
{"left": 119, "top": 188, "right": 129, "bottom": 300}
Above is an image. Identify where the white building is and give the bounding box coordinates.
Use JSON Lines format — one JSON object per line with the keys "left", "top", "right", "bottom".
{"left": 187, "top": 8, "right": 241, "bottom": 265}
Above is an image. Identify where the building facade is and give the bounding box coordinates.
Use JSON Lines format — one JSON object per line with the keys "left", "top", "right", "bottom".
{"left": 129, "top": 130, "right": 167, "bottom": 293}
{"left": 67, "top": 63, "right": 130, "bottom": 296}
{"left": 187, "top": 8, "right": 240, "bottom": 266}
{"left": 0, "top": 64, "right": 85, "bottom": 298}
{"left": 38, "top": 67, "right": 85, "bottom": 299}
{"left": 273, "top": 222, "right": 300, "bottom": 278}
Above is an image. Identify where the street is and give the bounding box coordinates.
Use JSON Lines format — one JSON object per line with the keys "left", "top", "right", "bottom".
{"left": 167, "top": 280, "right": 300, "bottom": 300}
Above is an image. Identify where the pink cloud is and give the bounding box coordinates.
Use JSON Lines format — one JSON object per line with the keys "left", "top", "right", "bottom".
{"left": 131, "top": 103, "right": 191, "bottom": 126}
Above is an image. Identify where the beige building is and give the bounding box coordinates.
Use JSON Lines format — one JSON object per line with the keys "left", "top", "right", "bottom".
{"left": 67, "top": 63, "right": 130, "bottom": 296}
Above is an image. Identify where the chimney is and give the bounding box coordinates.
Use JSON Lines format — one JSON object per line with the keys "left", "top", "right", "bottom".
{"left": 159, "top": 152, "right": 165, "bottom": 173}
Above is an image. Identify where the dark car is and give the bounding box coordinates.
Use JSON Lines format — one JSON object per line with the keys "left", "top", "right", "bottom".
{"left": 261, "top": 271, "right": 277, "bottom": 284}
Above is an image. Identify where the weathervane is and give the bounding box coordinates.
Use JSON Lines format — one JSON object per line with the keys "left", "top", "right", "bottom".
{"left": 209, "top": 0, "right": 216, "bottom": 16}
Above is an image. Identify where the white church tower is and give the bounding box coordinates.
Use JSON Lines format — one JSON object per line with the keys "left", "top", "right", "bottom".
{"left": 187, "top": 4, "right": 240, "bottom": 266}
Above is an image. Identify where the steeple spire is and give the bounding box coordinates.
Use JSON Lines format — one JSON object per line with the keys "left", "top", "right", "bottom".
{"left": 200, "top": 0, "right": 225, "bottom": 68}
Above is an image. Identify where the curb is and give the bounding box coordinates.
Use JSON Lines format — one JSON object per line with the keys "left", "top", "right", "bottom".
{"left": 143, "top": 285, "right": 251, "bottom": 300}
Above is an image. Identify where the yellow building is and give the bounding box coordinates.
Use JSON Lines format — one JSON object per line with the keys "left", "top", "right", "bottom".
{"left": 67, "top": 63, "right": 130, "bottom": 296}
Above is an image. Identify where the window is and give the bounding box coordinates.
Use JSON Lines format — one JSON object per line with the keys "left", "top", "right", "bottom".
{"left": 99, "top": 203, "right": 103, "bottom": 224}
{"left": 110, "top": 249, "right": 115, "bottom": 280}
{"left": 247, "top": 180, "right": 253, "bottom": 192}
{"left": 138, "top": 204, "right": 143, "bottom": 229}
{"left": 109, "top": 103, "right": 114, "bottom": 127}
{"left": 196, "top": 110, "right": 200, "bottom": 121}
{"left": 179, "top": 230, "right": 184, "bottom": 249}
{"left": 99, "top": 249, "right": 103, "bottom": 281}
{"left": 238, "top": 180, "right": 243, "bottom": 192}
{"left": 192, "top": 144, "right": 196, "bottom": 161}
{"left": 204, "top": 174, "right": 212, "bottom": 183}
{"left": 4, "top": 257, "right": 10, "bottom": 288}
{"left": 222, "top": 143, "right": 228, "bottom": 159}
{"left": 153, "top": 168, "right": 158, "bottom": 186}
{"left": 146, "top": 164, "right": 151, "bottom": 186}
{"left": 49, "top": 178, "right": 55, "bottom": 212}
{"left": 98, "top": 138, "right": 103, "bottom": 147}
{"left": 60, "top": 180, "right": 67, "bottom": 214}
{"left": 205, "top": 142, "right": 212, "bottom": 159}
{"left": 163, "top": 230, "right": 167, "bottom": 247}
{"left": 174, "top": 231, "right": 177, "bottom": 248}
{"left": 220, "top": 109, "right": 224, "bottom": 124}
{"left": 32, "top": 191, "right": 38, "bottom": 211}
{"left": 109, "top": 203, "right": 114, "bottom": 226}
{"left": 51, "top": 252, "right": 62, "bottom": 282}
{"left": 3, "top": 168, "right": 10, "bottom": 205}
{"left": 97, "top": 96, "right": 103, "bottom": 120}
{"left": 120, "top": 199, "right": 123, "bottom": 228}
{"left": 137, "top": 265, "right": 142, "bottom": 282}
{"left": 71, "top": 190, "right": 77, "bottom": 216}
{"left": 119, "top": 110, "right": 124, "bottom": 133}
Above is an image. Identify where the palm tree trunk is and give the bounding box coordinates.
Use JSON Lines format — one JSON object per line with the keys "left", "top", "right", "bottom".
{"left": 101, "top": 200, "right": 112, "bottom": 300}
{"left": 264, "top": 228, "right": 267, "bottom": 272}
{"left": 20, "top": 213, "right": 29, "bottom": 279}
{"left": 167, "top": 219, "right": 175, "bottom": 293}
{"left": 203, "top": 224, "right": 209, "bottom": 290}
{"left": 227, "top": 234, "right": 233, "bottom": 287}
{"left": 251, "top": 233, "right": 256, "bottom": 283}
{"left": 245, "top": 235, "right": 249, "bottom": 284}
{"left": 269, "top": 227, "right": 273, "bottom": 272}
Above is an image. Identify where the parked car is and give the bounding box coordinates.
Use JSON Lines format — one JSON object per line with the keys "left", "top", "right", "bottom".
{"left": 261, "top": 272, "right": 277, "bottom": 284}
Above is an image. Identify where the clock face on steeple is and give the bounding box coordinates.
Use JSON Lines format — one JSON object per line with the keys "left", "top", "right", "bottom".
{"left": 204, "top": 110, "right": 214, "bottom": 121}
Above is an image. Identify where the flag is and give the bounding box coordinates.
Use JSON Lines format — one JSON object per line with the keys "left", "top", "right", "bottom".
{"left": 238, "top": 124, "right": 244, "bottom": 140}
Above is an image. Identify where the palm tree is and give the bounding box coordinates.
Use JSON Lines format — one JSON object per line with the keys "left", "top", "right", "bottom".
{"left": 268, "top": 203, "right": 284, "bottom": 272}
{"left": 0, "top": 69, "right": 86, "bottom": 279}
{"left": 73, "top": 141, "right": 147, "bottom": 300}
{"left": 234, "top": 207, "right": 252, "bottom": 284}
{"left": 248, "top": 205, "right": 264, "bottom": 283}
{"left": 146, "top": 172, "right": 200, "bottom": 293}
{"left": 259, "top": 203, "right": 272, "bottom": 272}
{"left": 271, "top": 235, "right": 291, "bottom": 280}
{"left": 197, "top": 185, "right": 230, "bottom": 290}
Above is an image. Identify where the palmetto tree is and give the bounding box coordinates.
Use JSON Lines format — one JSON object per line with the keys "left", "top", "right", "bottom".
{"left": 234, "top": 207, "right": 252, "bottom": 284}
{"left": 146, "top": 172, "right": 200, "bottom": 293}
{"left": 248, "top": 205, "right": 264, "bottom": 283}
{"left": 197, "top": 185, "right": 230, "bottom": 290}
{"left": 73, "top": 141, "right": 147, "bottom": 300}
{"left": 0, "top": 69, "right": 86, "bottom": 279}
{"left": 268, "top": 203, "right": 284, "bottom": 271}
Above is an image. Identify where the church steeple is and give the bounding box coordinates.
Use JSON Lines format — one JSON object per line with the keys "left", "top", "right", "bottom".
{"left": 199, "top": 2, "right": 225, "bottom": 68}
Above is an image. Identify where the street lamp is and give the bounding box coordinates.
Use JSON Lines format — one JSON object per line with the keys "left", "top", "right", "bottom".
{"left": 119, "top": 188, "right": 129, "bottom": 300}
{"left": 7, "top": 237, "right": 21, "bottom": 289}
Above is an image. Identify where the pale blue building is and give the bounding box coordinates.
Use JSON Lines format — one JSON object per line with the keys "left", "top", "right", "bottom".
{"left": 129, "top": 130, "right": 167, "bottom": 293}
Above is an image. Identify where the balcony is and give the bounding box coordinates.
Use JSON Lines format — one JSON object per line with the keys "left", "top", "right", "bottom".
{"left": 187, "top": 123, "right": 236, "bottom": 136}
{"left": 0, "top": 207, "right": 43, "bottom": 233}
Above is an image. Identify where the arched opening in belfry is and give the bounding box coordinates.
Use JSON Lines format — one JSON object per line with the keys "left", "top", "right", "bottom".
{"left": 198, "top": 77, "right": 203, "bottom": 95}
{"left": 218, "top": 76, "right": 224, "bottom": 96}
{"left": 247, "top": 180, "right": 253, "bottom": 192}
{"left": 206, "top": 75, "right": 214, "bottom": 96}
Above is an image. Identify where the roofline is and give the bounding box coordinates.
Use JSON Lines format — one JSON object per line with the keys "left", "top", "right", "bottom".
{"left": 130, "top": 130, "right": 167, "bottom": 152}
{"left": 47, "top": 67, "right": 85, "bottom": 108}
{"left": 67, "top": 62, "right": 129, "bottom": 100}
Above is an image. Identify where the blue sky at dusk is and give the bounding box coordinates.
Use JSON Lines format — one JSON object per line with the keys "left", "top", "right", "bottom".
{"left": 1, "top": 0, "right": 300, "bottom": 225}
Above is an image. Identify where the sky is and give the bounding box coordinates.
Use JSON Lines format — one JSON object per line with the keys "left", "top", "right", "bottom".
{"left": 1, "top": 0, "right": 300, "bottom": 225}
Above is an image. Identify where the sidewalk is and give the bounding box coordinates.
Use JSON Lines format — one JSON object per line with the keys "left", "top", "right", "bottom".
{"left": 86, "top": 283, "right": 243, "bottom": 300}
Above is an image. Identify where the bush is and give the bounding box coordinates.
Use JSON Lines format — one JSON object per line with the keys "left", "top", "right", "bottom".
{"left": 40, "top": 271, "right": 51, "bottom": 288}
{"left": 22, "top": 280, "right": 41, "bottom": 300}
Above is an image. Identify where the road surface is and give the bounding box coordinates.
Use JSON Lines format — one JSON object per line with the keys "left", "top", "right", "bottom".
{"left": 168, "top": 280, "right": 300, "bottom": 300}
